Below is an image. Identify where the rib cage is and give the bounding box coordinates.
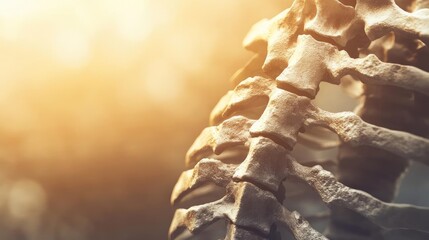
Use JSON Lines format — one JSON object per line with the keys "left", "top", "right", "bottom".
{"left": 170, "top": 0, "right": 429, "bottom": 239}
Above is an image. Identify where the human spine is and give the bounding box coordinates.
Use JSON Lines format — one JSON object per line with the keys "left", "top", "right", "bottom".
{"left": 169, "top": 0, "right": 429, "bottom": 239}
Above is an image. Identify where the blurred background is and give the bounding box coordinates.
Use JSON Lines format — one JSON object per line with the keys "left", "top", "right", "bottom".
{"left": 0, "top": 0, "right": 428, "bottom": 240}
{"left": 0, "top": 0, "right": 289, "bottom": 239}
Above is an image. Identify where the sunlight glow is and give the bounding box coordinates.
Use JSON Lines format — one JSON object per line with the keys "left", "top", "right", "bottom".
{"left": 8, "top": 180, "right": 46, "bottom": 221}
{"left": 52, "top": 29, "right": 91, "bottom": 69}
{"left": 143, "top": 59, "right": 185, "bottom": 104}
{"left": 0, "top": 1, "right": 292, "bottom": 238}
{"left": 0, "top": 0, "right": 40, "bottom": 19}
{"left": 112, "top": 1, "right": 154, "bottom": 42}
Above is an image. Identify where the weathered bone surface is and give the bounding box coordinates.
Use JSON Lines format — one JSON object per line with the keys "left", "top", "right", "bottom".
{"left": 277, "top": 34, "right": 429, "bottom": 98}
{"left": 250, "top": 89, "right": 311, "bottom": 149}
{"left": 170, "top": 0, "right": 429, "bottom": 239}
{"left": 186, "top": 116, "right": 254, "bottom": 166}
{"left": 307, "top": 108, "right": 429, "bottom": 165}
{"left": 288, "top": 158, "right": 429, "bottom": 232}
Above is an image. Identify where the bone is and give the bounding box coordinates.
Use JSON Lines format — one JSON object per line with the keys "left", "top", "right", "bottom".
{"left": 222, "top": 76, "right": 274, "bottom": 119}
{"left": 210, "top": 77, "right": 274, "bottom": 125}
{"left": 279, "top": 210, "right": 328, "bottom": 240}
{"left": 276, "top": 35, "right": 429, "bottom": 98}
{"left": 304, "top": 0, "right": 363, "bottom": 47}
{"left": 171, "top": 159, "right": 237, "bottom": 205}
{"left": 233, "top": 137, "right": 289, "bottom": 192}
{"left": 230, "top": 53, "right": 268, "bottom": 87}
{"left": 243, "top": 0, "right": 429, "bottom": 78}
{"left": 414, "top": 0, "right": 429, "bottom": 9}
{"left": 186, "top": 116, "right": 254, "bottom": 166}
{"left": 170, "top": 182, "right": 324, "bottom": 240}
{"left": 328, "top": 1, "right": 429, "bottom": 237}
{"left": 170, "top": 183, "right": 275, "bottom": 238}
{"left": 329, "top": 53, "right": 429, "bottom": 97}
{"left": 225, "top": 224, "right": 268, "bottom": 240}
{"left": 275, "top": 35, "right": 332, "bottom": 98}
{"left": 210, "top": 91, "right": 234, "bottom": 126}
{"left": 250, "top": 88, "right": 312, "bottom": 149}
{"left": 356, "top": 0, "right": 429, "bottom": 45}
{"left": 297, "top": 130, "right": 340, "bottom": 150}
{"left": 288, "top": 158, "right": 429, "bottom": 232}
{"left": 169, "top": 198, "right": 228, "bottom": 239}
{"left": 338, "top": 75, "right": 365, "bottom": 99}
{"left": 171, "top": 0, "right": 429, "bottom": 238}
{"left": 243, "top": 2, "right": 305, "bottom": 76}
{"left": 308, "top": 107, "right": 429, "bottom": 166}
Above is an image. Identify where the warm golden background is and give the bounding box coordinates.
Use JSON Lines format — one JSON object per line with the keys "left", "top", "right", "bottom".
{"left": 0, "top": 0, "right": 428, "bottom": 239}
{"left": 0, "top": 1, "right": 289, "bottom": 239}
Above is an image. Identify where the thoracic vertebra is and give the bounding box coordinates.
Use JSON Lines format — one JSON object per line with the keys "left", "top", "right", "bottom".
{"left": 170, "top": 0, "right": 429, "bottom": 239}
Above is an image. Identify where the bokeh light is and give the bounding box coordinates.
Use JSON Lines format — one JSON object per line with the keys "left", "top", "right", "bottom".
{"left": 1, "top": 0, "right": 427, "bottom": 239}
{"left": 0, "top": 0, "right": 288, "bottom": 239}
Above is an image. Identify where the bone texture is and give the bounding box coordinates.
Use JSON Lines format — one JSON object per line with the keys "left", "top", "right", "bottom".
{"left": 170, "top": 0, "right": 429, "bottom": 239}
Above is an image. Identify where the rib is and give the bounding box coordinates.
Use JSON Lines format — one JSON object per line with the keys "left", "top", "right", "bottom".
{"left": 185, "top": 116, "right": 254, "bottom": 166}
{"left": 171, "top": 159, "right": 237, "bottom": 205}
{"left": 307, "top": 108, "right": 429, "bottom": 166}
{"left": 288, "top": 158, "right": 429, "bottom": 232}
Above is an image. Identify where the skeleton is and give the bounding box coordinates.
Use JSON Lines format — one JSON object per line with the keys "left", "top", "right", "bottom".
{"left": 169, "top": 0, "right": 429, "bottom": 239}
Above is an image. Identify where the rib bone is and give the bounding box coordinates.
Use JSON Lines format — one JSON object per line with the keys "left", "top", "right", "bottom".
{"left": 170, "top": 0, "right": 429, "bottom": 239}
